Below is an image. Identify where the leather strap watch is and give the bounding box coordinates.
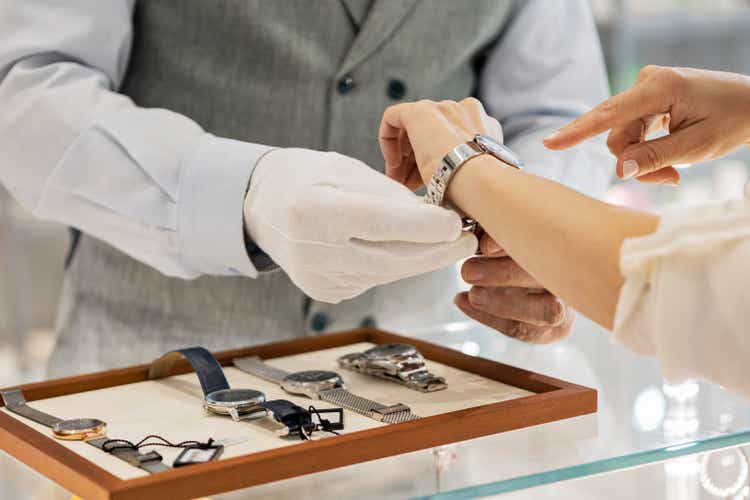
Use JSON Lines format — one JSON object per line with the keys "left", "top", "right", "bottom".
{"left": 1, "top": 388, "right": 168, "bottom": 474}
{"left": 149, "top": 347, "right": 266, "bottom": 422}
{"left": 233, "top": 356, "right": 420, "bottom": 424}
{"left": 425, "top": 133, "right": 524, "bottom": 231}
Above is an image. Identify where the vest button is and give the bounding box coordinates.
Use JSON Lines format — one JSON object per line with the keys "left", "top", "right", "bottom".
{"left": 359, "top": 316, "right": 377, "bottom": 329}
{"left": 310, "top": 312, "right": 329, "bottom": 332}
{"left": 337, "top": 75, "right": 355, "bottom": 95}
{"left": 387, "top": 79, "right": 406, "bottom": 100}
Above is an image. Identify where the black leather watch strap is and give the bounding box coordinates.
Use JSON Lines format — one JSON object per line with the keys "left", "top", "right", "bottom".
{"left": 148, "top": 347, "right": 230, "bottom": 396}
{"left": 261, "top": 399, "right": 313, "bottom": 434}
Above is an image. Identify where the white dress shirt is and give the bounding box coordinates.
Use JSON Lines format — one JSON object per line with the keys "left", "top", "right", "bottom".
{"left": 0, "top": 0, "right": 611, "bottom": 280}
{"left": 614, "top": 188, "right": 750, "bottom": 399}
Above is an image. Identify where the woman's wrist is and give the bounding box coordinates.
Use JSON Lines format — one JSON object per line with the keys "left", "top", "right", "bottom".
{"left": 445, "top": 155, "right": 504, "bottom": 215}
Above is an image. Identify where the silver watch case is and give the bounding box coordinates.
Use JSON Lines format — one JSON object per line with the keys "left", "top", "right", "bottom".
{"left": 425, "top": 133, "right": 523, "bottom": 209}
{"left": 363, "top": 343, "right": 427, "bottom": 377}
{"left": 204, "top": 388, "right": 266, "bottom": 422}
{"left": 280, "top": 370, "right": 345, "bottom": 400}
{"left": 474, "top": 133, "right": 524, "bottom": 170}
{"left": 338, "top": 344, "right": 447, "bottom": 392}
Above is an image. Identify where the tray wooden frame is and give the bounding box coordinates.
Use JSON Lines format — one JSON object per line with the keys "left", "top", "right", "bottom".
{"left": 0, "top": 328, "right": 596, "bottom": 500}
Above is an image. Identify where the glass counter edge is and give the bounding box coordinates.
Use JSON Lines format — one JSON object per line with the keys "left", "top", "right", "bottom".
{"left": 415, "top": 430, "right": 750, "bottom": 500}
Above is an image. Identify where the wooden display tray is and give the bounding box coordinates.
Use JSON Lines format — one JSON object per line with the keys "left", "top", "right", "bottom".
{"left": 0, "top": 329, "right": 596, "bottom": 500}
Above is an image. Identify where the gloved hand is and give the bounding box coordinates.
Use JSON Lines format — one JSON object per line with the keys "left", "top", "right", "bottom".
{"left": 244, "top": 148, "right": 477, "bottom": 303}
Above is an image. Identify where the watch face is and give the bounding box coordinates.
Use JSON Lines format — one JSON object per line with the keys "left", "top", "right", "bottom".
{"left": 206, "top": 388, "right": 265, "bottom": 407}
{"left": 474, "top": 134, "right": 524, "bottom": 169}
{"left": 53, "top": 418, "right": 106, "bottom": 434}
{"left": 364, "top": 343, "right": 417, "bottom": 360}
{"left": 285, "top": 370, "right": 341, "bottom": 384}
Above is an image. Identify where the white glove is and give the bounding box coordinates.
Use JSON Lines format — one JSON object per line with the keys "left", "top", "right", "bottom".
{"left": 244, "top": 148, "right": 477, "bottom": 303}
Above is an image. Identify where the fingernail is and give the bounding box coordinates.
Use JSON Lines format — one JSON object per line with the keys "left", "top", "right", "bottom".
{"left": 543, "top": 130, "right": 561, "bottom": 142}
{"left": 463, "top": 262, "right": 485, "bottom": 282}
{"left": 486, "top": 239, "right": 502, "bottom": 255}
{"left": 622, "top": 160, "right": 639, "bottom": 179}
{"left": 469, "top": 288, "right": 488, "bottom": 306}
{"left": 454, "top": 293, "right": 468, "bottom": 308}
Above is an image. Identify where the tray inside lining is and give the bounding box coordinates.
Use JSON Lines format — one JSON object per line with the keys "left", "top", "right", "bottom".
{"left": 1, "top": 342, "right": 533, "bottom": 479}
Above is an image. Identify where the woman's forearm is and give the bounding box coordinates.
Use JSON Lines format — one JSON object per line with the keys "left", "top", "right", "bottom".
{"left": 448, "top": 156, "right": 659, "bottom": 328}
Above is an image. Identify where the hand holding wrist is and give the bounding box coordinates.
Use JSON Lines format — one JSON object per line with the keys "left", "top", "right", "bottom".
{"left": 244, "top": 148, "right": 477, "bottom": 303}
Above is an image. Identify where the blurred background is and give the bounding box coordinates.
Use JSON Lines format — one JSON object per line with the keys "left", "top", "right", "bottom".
{"left": 1, "top": 0, "right": 750, "bottom": 387}
{"left": 3, "top": 1, "right": 750, "bottom": 498}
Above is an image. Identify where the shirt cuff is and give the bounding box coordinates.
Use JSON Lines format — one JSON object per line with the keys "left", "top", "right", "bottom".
{"left": 613, "top": 194, "right": 750, "bottom": 378}
{"left": 179, "top": 133, "right": 272, "bottom": 278}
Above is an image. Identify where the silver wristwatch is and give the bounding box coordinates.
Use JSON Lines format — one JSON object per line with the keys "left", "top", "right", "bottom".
{"left": 232, "top": 356, "right": 420, "bottom": 424}
{"left": 337, "top": 343, "right": 446, "bottom": 393}
{"left": 425, "top": 133, "right": 524, "bottom": 208}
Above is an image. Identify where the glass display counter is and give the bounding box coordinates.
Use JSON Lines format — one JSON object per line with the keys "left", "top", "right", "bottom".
{"left": 2, "top": 318, "right": 748, "bottom": 499}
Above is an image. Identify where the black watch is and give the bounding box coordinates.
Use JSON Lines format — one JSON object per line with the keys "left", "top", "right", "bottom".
{"left": 261, "top": 399, "right": 315, "bottom": 437}
{"left": 149, "top": 347, "right": 266, "bottom": 421}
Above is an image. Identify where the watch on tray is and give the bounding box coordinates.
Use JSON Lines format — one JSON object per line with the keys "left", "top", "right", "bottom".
{"left": 337, "top": 343, "right": 446, "bottom": 392}
{"left": 149, "top": 347, "right": 342, "bottom": 439}
{"left": 232, "top": 356, "right": 420, "bottom": 423}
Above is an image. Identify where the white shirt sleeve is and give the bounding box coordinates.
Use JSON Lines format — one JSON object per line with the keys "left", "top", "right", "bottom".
{"left": 478, "top": 0, "right": 613, "bottom": 198}
{"left": 614, "top": 188, "right": 750, "bottom": 399}
{"left": 0, "top": 0, "right": 271, "bottom": 279}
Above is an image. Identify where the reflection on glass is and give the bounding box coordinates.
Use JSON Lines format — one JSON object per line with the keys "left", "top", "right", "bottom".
{"left": 433, "top": 444, "right": 459, "bottom": 493}
{"left": 700, "top": 448, "right": 749, "bottom": 498}
{"left": 633, "top": 385, "right": 666, "bottom": 432}
{"left": 663, "top": 380, "right": 701, "bottom": 498}
{"left": 664, "top": 455, "right": 700, "bottom": 500}
{"left": 663, "top": 381, "right": 700, "bottom": 439}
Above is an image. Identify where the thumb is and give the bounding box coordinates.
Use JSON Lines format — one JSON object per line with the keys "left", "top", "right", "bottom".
{"left": 617, "top": 127, "right": 702, "bottom": 180}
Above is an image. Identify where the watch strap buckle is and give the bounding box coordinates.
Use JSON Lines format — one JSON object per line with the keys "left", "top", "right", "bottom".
{"left": 138, "top": 450, "right": 164, "bottom": 464}
{"left": 369, "top": 403, "right": 411, "bottom": 421}
{"left": 121, "top": 449, "right": 163, "bottom": 467}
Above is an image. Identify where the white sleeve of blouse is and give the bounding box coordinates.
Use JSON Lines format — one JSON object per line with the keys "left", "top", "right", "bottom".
{"left": 613, "top": 184, "right": 750, "bottom": 399}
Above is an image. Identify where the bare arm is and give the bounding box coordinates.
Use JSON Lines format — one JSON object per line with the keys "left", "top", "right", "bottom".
{"left": 447, "top": 155, "right": 658, "bottom": 328}
{"left": 380, "top": 98, "right": 658, "bottom": 329}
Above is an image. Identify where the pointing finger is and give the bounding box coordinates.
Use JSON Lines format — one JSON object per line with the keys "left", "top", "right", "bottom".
{"left": 544, "top": 85, "right": 669, "bottom": 150}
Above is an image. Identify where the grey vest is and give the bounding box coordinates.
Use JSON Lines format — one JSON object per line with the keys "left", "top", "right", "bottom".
{"left": 49, "top": 0, "right": 515, "bottom": 376}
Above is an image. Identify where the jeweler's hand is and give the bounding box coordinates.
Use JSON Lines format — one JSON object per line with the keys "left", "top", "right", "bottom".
{"left": 544, "top": 65, "right": 750, "bottom": 184}
{"left": 380, "top": 98, "right": 503, "bottom": 190}
{"left": 244, "top": 148, "right": 478, "bottom": 303}
{"left": 456, "top": 235, "right": 575, "bottom": 344}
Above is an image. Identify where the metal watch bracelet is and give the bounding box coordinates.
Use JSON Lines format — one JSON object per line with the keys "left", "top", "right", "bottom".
{"left": 232, "top": 356, "right": 420, "bottom": 423}
{"left": 425, "top": 134, "right": 524, "bottom": 209}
